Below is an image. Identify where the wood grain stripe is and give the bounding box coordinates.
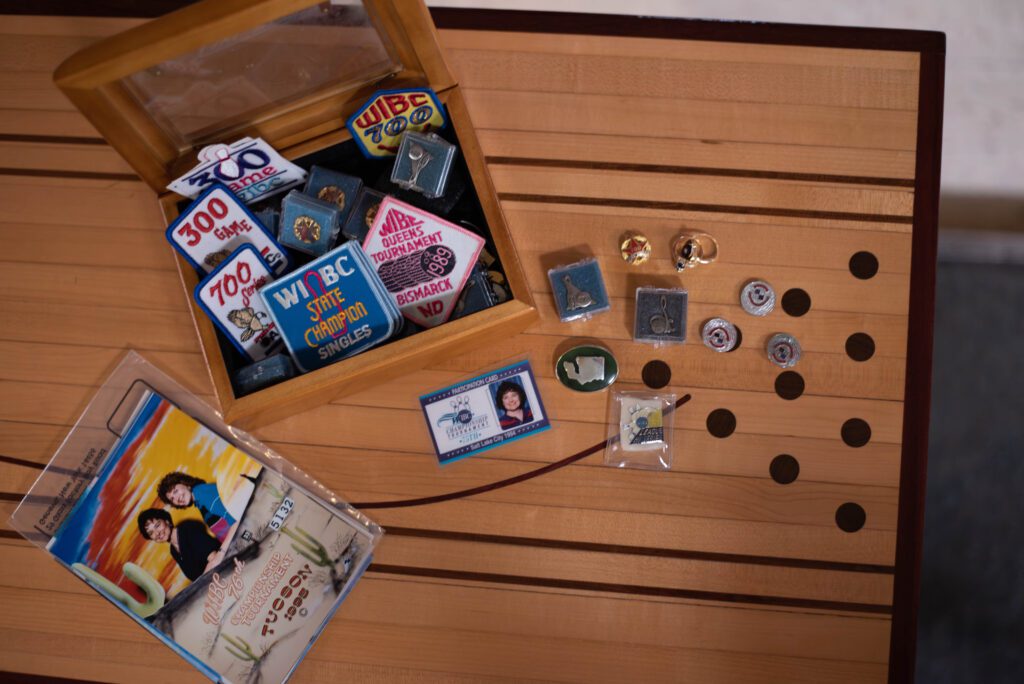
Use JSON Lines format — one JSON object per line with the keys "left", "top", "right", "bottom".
{"left": 367, "top": 564, "right": 892, "bottom": 615}
{"left": 384, "top": 526, "right": 894, "bottom": 574}
{"left": 0, "top": 133, "right": 105, "bottom": 145}
{"left": 487, "top": 156, "right": 915, "bottom": 187}
{"left": 0, "top": 167, "right": 136, "bottom": 181}
{"left": 0, "top": 453, "right": 44, "bottom": 470}
{"left": 499, "top": 192, "right": 915, "bottom": 223}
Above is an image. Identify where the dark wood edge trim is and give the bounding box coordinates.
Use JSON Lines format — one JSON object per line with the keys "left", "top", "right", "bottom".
{"left": 0, "top": 4, "right": 945, "bottom": 54}
{"left": 0, "top": 1, "right": 195, "bottom": 16}
{"left": 888, "top": 50, "right": 944, "bottom": 684}
{"left": 430, "top": 8, "right": 946, "bottom": 53}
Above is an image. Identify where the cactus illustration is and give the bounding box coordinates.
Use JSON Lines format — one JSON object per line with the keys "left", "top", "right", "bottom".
{"left": 280, "top": 526, "right": 360, "bottom": 594}
{"left": 263, "top": 481, "right": 284, "bottom": 499}
{"left": 221, "top": 633, "right": 261, "bottom": 663}
{"left": 72, "top": 562, "right": 165, "bottom": 618}
{"left": 280, "top": 525, "right": 331, "bottom": 567}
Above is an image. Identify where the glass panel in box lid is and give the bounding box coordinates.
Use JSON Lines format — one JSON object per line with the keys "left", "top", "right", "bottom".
{"left": 121, "top": 2, "right": 401, "bottom": 150}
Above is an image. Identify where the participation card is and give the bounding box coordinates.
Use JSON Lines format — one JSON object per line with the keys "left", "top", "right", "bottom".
{"left": 45, "top": 389, "right": 377, "bottom": 684}
{"left": 420, "top": 360, "right": 550, "bottom": 465}
{"left": 167, "top": 182, "right": 290, "bottom": 275}
{"left": 259, "top": 242, "right": 401, "bottom": 372}
{"left": 194, "top": 245, "right": 284, "bottom": 362}
{"left": 167, "top": 137, "right": 307, "bottom": 204}
{"left": 363, "top": 197, "right": 484, "bottom": 328}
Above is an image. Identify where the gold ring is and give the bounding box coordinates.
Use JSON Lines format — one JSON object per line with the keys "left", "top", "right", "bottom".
{"left": 672, "top": 232, "right": 718, "bottom": 271}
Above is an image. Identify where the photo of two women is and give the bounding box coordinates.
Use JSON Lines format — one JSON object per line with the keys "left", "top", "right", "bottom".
{"left": 137, "top": 472, "right": 252, "bottom": 581}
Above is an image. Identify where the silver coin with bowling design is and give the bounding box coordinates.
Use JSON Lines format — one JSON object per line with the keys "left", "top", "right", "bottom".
{"left": 766, "top": 333, "right": 802, "bottom": 368}
{"left": 740, "top": 279, "right": 775, "bottom": 316}
{"left": 701, "top": 318, "right": 739, "bottom": 353}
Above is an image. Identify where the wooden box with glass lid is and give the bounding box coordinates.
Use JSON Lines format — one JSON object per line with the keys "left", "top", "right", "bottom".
{"left": 52, "top": 0, "right": 535, "bottom": 428}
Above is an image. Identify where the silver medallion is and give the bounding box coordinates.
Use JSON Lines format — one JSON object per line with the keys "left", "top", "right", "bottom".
{"left": 701, "top": 318, "right": 738, "bottom": 353}
{"left": 766, "top": 333, "right": 802, "bottom": 368}
{"left": 740, "top": 279, "right": 775, "bottom": 316}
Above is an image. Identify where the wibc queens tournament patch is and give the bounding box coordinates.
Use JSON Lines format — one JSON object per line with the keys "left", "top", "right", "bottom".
{"left": 362, "top": 197, "right": 485, "bottom": 329}
{"left": 346, "top": 88, "right": 447, "bottom": 158}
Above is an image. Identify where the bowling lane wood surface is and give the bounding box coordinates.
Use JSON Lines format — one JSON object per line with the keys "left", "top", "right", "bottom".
{"left": 0, "top": 9, "right": 942, "bottom": 684}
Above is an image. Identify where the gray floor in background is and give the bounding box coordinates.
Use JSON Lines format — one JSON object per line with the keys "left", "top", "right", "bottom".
{"left": 916, "top": 261, "right": 1024, "bottom": 682}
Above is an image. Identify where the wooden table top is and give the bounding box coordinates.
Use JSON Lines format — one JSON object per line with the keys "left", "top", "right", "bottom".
{"left": 0, "top": 8, "right": 943, "bottom": 683}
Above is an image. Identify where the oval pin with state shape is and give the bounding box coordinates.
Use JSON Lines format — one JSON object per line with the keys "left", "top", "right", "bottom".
{"left": 556, "top": 345, "right": 619, "bottom": 392}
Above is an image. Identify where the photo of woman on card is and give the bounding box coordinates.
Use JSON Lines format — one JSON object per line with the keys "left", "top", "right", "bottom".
{"left": 492, "top": 378, "right": 534, "bottom": 430}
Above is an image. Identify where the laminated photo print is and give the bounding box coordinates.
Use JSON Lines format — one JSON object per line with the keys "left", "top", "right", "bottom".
{"left": 45, "top": 389, "right": 375, "bottom": 684}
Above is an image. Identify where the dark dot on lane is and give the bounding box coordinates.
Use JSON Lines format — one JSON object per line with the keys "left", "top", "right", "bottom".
{"left": 841, "top": 418, "right": 872, "bottom": 448}
{"left": 846, "top": 332, "right": 876, "bottom": 362}
{"left": 849, "top": 251, "right": 879, "bottom": 280}
{"left": 706, "top": 409, "right": 737, "bottom": 438}
{"left": 769, "top": 454, "right": 800, "bottom": 485}
{"left": 774, "top": 371, "right": 804, "bottom": 400}
{"left": 642, "top": 360, "right": 671, "bottom": 389}
{"left": 781, "top": 288, "right": 811, "bottom": 317}
{"left": 836, "top": 502, "right": 867, "bottom": 532}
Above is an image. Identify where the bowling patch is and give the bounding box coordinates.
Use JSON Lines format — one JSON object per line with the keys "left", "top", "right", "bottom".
{"left": 362, "top": 197, "right": 484, "bottom": 328}
{"left": 346, "top": 88, "right": 447, "bottom": 158}
{"left": 194, "top": 244, "right": 284, "bottom": 362}
{"left": 167, "top": 137, "right": 307, "bottom": 204}
{"left": 258, "top": 242, "right": 402, "bottom": 372}
{"left": 166, "top": 182, "right": 290, "bottom": 275}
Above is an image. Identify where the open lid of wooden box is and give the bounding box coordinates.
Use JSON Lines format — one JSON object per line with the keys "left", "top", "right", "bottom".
{"left": 54, "top": 0, "right": 455, "bottom": 193}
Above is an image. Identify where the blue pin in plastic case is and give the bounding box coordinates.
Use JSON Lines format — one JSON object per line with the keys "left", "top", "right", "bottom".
{"left": 253, "top": 208, "right": 279, "bottom": 236}
{"left": 259, "top": 241, "right": 402, "bottom": 372}
{"left": 233, "top": 354, "right": 297, "bottom": 396}
{"left": 342, "top": 188, "right": 386, "bottom": 243}
{"left": 304, "top": 165, "right": 362, "bottom": 227}
{"left": 278, "top": 190, "right": 343, "bottom": 256}
{"left": 634, "top": 287, "right": 688, "bottom": 345}
{"left": 547, "top": 258, "right": 611, "bottom": 322}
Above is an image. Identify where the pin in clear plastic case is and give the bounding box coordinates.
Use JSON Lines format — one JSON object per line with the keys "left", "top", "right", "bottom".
{"left": 342, "top": 188, "right": 386, "bottom": 243}
{"left": 547, "top": 258, "right": 611, "bottom": 322}
{"left": 633, "top": 287, "right": 687, "bottom": 346}
{"left": 391, "top": 131, "right": 457, "bottom": 198}
{"left": 278, "top": 189, "right": 342, "bottom": 256}
{"left": 233, "top": 353, "right": 297, "bottom": 397}
{"left": 303, "top": 165, "right": 363, "bottom": 228}
{"left": 254, "top": 208, "right": 279, "bottom": 235}
{"left": 606, "top": 390, "right": 676, "bottom": 470}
